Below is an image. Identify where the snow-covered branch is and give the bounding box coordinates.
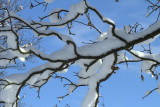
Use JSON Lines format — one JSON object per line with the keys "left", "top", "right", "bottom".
{"left": 0, "top": 0, "right": 160, "bottom": 107}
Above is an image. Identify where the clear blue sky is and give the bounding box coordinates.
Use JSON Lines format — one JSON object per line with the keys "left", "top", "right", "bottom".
{"left": 12, "top": 0, "right": 160, "bottom": 107}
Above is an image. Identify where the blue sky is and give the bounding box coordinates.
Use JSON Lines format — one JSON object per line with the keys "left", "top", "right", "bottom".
{"left": 11, "top": 0, "right": 160, "bottom": 107}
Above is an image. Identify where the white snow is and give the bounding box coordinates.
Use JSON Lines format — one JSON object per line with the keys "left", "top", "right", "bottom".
{"left": 49, "top": 8, "right": 66, "bottom": 28}
{"left": 145, "top": 90, "right": 151, "bottom": 96}
{"left": 68, "top": 85, "right": 76, "bottom": 94}
{"left": 77, "top": 59, "right": 102, "bottom": 78}
{"left": 38, "top": 1, "right": 87, "bottom": 27}
{"left": 157, "top": 82, "right": 160, "bottom": 94}
{"left": 124, "top": 25, "right": 131, "bottom": 33}
{"left": 50, "top": 44, "right": 76, "bottom": 60}
{"left": 57, "top": 68, "right": 68, "bottom": 73}
{"left": 0, "top": 31, "right": 17, "bottom": 49}
{"left": 131, "top": 50, "right": 145, "bottom": 60}
{"left": 138, "top": 34, "right": 159, "bottom": 45}
{"left": 44, "top": 0, "right": 55, "bottom": 3}
{"left": 18, "top": 57, "right": 25, "bottom": 62}
{"left": 4, "top": 11, "right": 17, "bottom": 18}
{"left": 97, "top": 32, "right": 107, "bottom": 41}
{"left": 5, "top": 73, "right": 26, "bottom": 83}
{"left": 81, "top": 54, "right": 115, "bottom": 107}
{"left": 131, "top": 50, "right": 160, "bottom": 63}
{"left": 115, "top": 20, "right": 160, "bottom": 43}
{"left": 19, "top": 5, "right": 23, "bottom": 10}
{"left": 1, "top": 1, "right": 160, "bottom": 106}
{"left": 0, "top": 59, "right": 9, "bottom": 66}
{"left": 141, "top": 61, "right": 155, "bottom": 73}
{"left": 102, "top": 16, "right": 115, "bottom": 24}
{"left": 33, "top": 27, "right": 73, "bottom": 42}
{"left": 0, "top": 85, "right": 20, "bottom": 104}
{"left": 78, "top": 38, "right": 125, "bottom": 56}
{"left": 117, "top": 52, "right": 128, "bottom": 63}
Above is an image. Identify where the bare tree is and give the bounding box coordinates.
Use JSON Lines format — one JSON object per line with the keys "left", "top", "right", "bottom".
{"left": 0, "top": 0, "right": 160, "bottom": 107}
